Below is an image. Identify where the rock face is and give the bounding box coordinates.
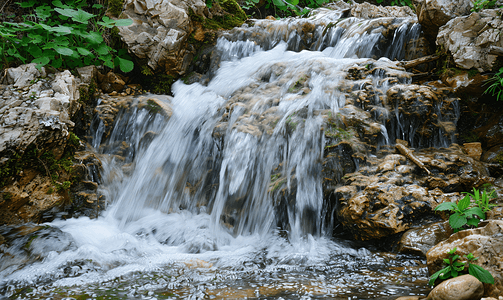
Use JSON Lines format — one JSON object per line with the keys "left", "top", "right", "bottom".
{"left": 350, "top": 1, "right": 416, "bottom": 19}
{"left": 427, "top": 275, "right": 484, "bottom": 300}
{"left": 0, "top": 64, "right": 80, "bottom": 160}
{"left": 426, "top": 220, "right": 503, "bottom": 297}
{"left": 437, "top": 8, "right": 503, "bottom": 72}
{"left": 413, "top": 0, "right": 473, "bottom": 38}
{"left": 118, "top": 0, "right": 207, "bottom": 75}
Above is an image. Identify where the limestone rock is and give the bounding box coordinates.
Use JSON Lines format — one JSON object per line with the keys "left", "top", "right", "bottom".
{"left": 413, "top": 0, "right": 473, "bottom": 38}
{"left": 397, "top": 221, "right": 453, "bottom": 256}
{"left": 437, "top": 9, "right": 503, "bottom": 72}
{"left": 350, "top": 2, "right": 416, "bottom": 19}
{"left": 463, "top": 142, "right": 482, "bottom": 160}
{"left": 426, "top": 220, "right": 503, "bottom": 297}
{"left": 118, "top": 0, "right": 207, "bottom": 75}
{"left": 2, "top": 63, "right": 46, "bottom": 88}
{"left": 427, "top": 275, "right": 484, "bottom": 300}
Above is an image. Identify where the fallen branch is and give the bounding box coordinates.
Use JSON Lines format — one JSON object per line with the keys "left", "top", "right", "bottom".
{"left": 399, "top": 54, "right": 440, "bottom": 70}
{"left": 396, "top": 142, "right": 431, "bottom": 175}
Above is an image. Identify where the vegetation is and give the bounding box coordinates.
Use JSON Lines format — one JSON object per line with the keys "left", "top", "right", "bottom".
{"left": 376, "top": 0, "right": 414, "bottom": 9}
{"left": 484, "top": 67, "right": 503, "bottom": 101}
{"left": 435, "top": 188, "right": 496, "bottom": 231}
{"left": 429, "top": 248, "right": 494, "bottom": 286}
{"left": 0, "top": 0, "right": 133, "bottom": 72}
{"left": 471, "top": 0, "right": 498, "bottom": 12}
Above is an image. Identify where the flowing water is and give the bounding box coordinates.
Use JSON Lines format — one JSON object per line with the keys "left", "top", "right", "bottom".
{"left": 0, "top": 8, "right": 435, "bottom": 300}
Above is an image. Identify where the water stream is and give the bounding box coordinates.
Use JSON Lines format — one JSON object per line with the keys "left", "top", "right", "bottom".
{"left": 0, "top": 8, "right": 436, "bottom": 299}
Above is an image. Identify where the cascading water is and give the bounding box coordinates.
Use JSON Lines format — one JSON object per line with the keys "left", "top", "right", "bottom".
{"left": 0, "top": 7, "right": 441, "bottom": 299}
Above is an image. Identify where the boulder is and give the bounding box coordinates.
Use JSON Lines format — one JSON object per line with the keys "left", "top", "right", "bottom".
{"left": 426, "top": 220, "right": 503, "bottom": 297}
{"left": 413, "top": 0, "right": 473, "bottom": 38}
{"left": 117, "top": 0, "right": 207, "bottom": 75}
{"left": 437, "top": 9, "right": 503, "bottom": 72}
{"left": 397, "top": 221, "right": 453, "bottom": 256}
{"left": 427, "top": 275, "right": 484, "bottom": 300}
{"left": 350, "top": 2, "right": 416, "bottom": 19}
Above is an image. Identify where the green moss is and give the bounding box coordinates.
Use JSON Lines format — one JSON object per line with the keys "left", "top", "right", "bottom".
{"left": 467, "top": 69, "right": 479, "bottom": 78}
{"left": 3, "top": 192, "right": 12, "bottom": 201}
{"left": 151, "top": 74, "right": 177, "bottom": 95}
{"left": 107, "top": 0, "right": 125, "bottom": 17}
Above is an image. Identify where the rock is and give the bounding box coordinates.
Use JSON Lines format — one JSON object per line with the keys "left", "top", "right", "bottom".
{"left": 2, "top": 63, "right": 46, "bottom": 88}
{"left": 474, "top": 114, "right": 503, "bottom": 150}
{"left": 482, "top": 145, "right": 503, "bottom": 164}
{"left": 117, "top": 0, "right": 207, "bottom": 75}
{"left": 426, "top": 220, "right": 503, "bottom": 297}
{"left": 76, "top": 65, "right": 98, "bottom": 85}
{"left": 427, "top": 275, "right": 484, "bottom": 300}
{"left": 437, "top": 9, "right": 503, "bottom": 72}
{"left": 413, "top": 0, "right": 473, "bottom": 39}
{"left": 463, "top": 142, "right": 483, "bottom": 160}
{"left": 397, "top": 221, "right": 453, "bottom": 256}
{"left": 441, "top": 71, "right": 491, "bottom": 96}
{"left": 350, "top": 2, "right": 416, "bottom": 19}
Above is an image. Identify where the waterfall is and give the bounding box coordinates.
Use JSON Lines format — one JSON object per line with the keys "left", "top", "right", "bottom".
{"left": 0, "top": 7, "right": 434, "bottom": 299}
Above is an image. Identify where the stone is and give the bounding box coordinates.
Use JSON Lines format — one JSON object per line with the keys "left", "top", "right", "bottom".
{"left": 426, "top": 220, "right": 503, "bottom": 297}
{"left": 397, "top": 221, "right": 453, "bottom": 256}
{"left": 437, "top": 9, "right": 503, "bottom": 72}
{"left": 427, "top": 275, "right": 483, "bottom": 300}
{"left": 413, "top": 0, "right": 473, "bottom": 39}
{"left": 350, "top": 2, "right": 416, "bottom": 19}
{"left": 2, "top": 63, "right": 46, "bottom": 88}
{"left": 76, "top": 65, "right": 98, "bottom": 85}
{"left": 463, "top": 142, "right": 482, "bottom": 160}
{"left": 441, "top": 71, "right": 491, "bottom": 96}
{"left": 118, "top": 0, "right": 208, "bottom": 75}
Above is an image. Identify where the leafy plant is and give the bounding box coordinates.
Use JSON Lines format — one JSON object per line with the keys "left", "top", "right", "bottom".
{"left": 464, "top": 187, "right": 497, "bottom": 213}
{"left": 435, "top": 193, "right": 485, "bottom": 231}
{"left": 0, "top": 0, "right": 133, "bottom": 72}
{"left": 429, "top": 248, "right": 494, "bottom": 285}
{"left": 471, "top": 0, "right": 497, "bottom": 12}
{"left": 484, "top": 67, "right": 503, "bottom": 101}
{"left": 376, "top": 0, "right": 414, "bottom": 9}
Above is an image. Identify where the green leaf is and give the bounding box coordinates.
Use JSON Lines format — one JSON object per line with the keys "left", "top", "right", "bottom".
{"left": 449, "top": 213, "right": 467, "bottom": 229}
{"left": 435, "top": 202, "right": 458, "bottom": 212}
{"left": 113, "top": 19, "right": 133, "bottom": 27}
{"left": 76, "top": 47, "right": 92, "bottom": 56}
{"left": 116, "top": 57, "right": 134, "bottom": 73}
{"left": 54, "top": 8, "right": 95, "bottom": 24}
{"left": 92, "top": 4, "right": 103, "bottom": 9}
{"left": 27, "top": 44, "right": 42, "bottom": 57}
{"left": 16, "top": 0, "right": 36, "bottom": 8}
{"left": 429, "top": 266, "right": 451, "bottom": 286}
{"left": 84, "top": 31, "right": 103, "bottom": 44}
{"left": 32, "top": 56, "right": 50, "bottom": 69}
{"left": 465, "top": 207, "right": 485, "bottom": 219}
{"left": 458, "top": 194, "right": 471, "bottom": 211}
{"left": 466, "top": 217, "right": 480, "bottom": 227}
{"left": 272, "top": 0, "right": 287, "bottom": 8}
{"left": 54, "top": 47, "right": 73, "bottom": 56}
{"left": 27, "top": 33, "right": 44, "bottom": 44}
{"left": 96, "top": 43, "right": 110, "bottom": 56}
{"left": 443, "top": 258, "right": 451, "bottom": 264}
{"left": 51, "top": 58, "right": 62, "bottom": 68}
{"left": 468, "top": 264, "right": 494, "bottom": 284}
{"left": 35, "top": 5, "right": 52, "bottom": 20}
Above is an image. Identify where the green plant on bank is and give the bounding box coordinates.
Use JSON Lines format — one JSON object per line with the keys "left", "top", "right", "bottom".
{"left": 429, "top": 248, "right": 494, "bottom": 286}
{"left": 434, "top": 190, "right": 486, "bottom": 231}
{"left": 465, "top": 187, "right": 497, "bottom": 213}
{"left": 0, "top": 0, "right": 133, "bottom": 72}
{"left": 471, "top": 0, "right": 498, "bottom": 12}
{"left": 484, "top": 67, "right": 503, "bottom": 101}
{"left": 376, "top": 0, "right": 414, "bottom": 9}
{"left": 228, "top": 0, "right": 333, "bottom": 17}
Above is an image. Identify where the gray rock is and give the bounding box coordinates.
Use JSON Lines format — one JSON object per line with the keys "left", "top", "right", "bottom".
{"left": 413, "top": 0, "right": 473, "bottom": 38}
{"left": 118, "top": 0, "right": 207, "bottom": 75}
{"left": 437, "top": 9, "right": 503, "bottom": 72}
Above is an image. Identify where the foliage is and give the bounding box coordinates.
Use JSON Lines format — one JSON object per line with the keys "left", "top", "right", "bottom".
{"left": 464, "top": 187, "right": 497, "bottom": 213}
{"left": 435, "top": 192, "right": 485, "bottom": 231}
{"left": 484, "top": 67, "right": 503, "bottom": 101}
{"left": 233, "top": 0, "right": 333, "bottom": 17}
{"left": 471, "top": 0, "right": 497, "bottom": 12}
{"left": 376, "top": 0, "right": 414, "bottom": 9}
{"left": 429, "top": 248, "right": 495, "bottom": 285}
{"left": 0, "top": 0, "right": 133, "bottom": 72}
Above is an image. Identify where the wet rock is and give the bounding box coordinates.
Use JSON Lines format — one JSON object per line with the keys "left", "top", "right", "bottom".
{"left": 426, "top": 220, "right": 503, "bottom": 297}
{"left": 463, "top": 142, "right": 482, "bottom": 160}
{"left": 441, "top": 71, "right": 491, "bottom": 96}
{"left": 437, "top": 8, "right": 503, "bottom": 72}
{"left": 481, "top": 145, "right": 503, "bottom": 165}
{"left": 118, "top": 0, "right": 207, "bottom": 75}
{"left": 474, "top": 114, "right": 503, "bottom": 150}
{"left": 397, "top": 221, "right": 453, "bottom": 256}
{"left": 426, "top": 275, "right": 484, "bottom": 300}
{"left": 413, "top": 0, "right": 473, "bottom": 39}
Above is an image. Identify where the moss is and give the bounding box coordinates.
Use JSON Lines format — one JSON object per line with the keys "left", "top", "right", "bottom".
{"left": 151, "top": 74, "right": 177, "bottom": 95}
{"left": 3, "top": 192, "right": 12, "bottom": 201}
{"left": 107, "top": 0, "right": 125, "bottom": 17}
{"left": 467, "top": 69, "right": 479, "bottom": 78}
